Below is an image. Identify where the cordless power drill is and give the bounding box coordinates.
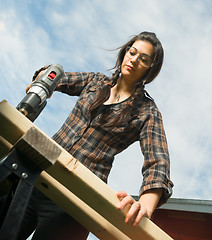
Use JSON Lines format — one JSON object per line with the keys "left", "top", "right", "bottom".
{"left": 16, "top": 64, "right": 64, "bottom": 121}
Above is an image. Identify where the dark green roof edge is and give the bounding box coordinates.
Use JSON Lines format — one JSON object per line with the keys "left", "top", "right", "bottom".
{"left": 132, "top": 196, "right": 212, "bottom": 214}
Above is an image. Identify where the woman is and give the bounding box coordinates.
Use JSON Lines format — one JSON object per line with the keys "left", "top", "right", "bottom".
{"left": 19, "top": 31, "right": 173, "bottom": 239}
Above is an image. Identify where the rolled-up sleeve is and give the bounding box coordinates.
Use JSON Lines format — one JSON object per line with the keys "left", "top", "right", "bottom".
{"left": 139, "top": 109, "right": 173, "bottom": 206}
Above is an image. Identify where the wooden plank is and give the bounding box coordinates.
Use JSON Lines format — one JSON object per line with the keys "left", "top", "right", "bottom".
{"left": 0, "top": 100, "right": 173, "bottom": 240}
{"left": 0, "top": 136, "right": 13, "bottom": 156}
{"left": 36, "top": 171, "right": 131, "bottom": 240}
{"left": 46, "top": 158, "right": 172, "bottom": 240}
{"left": 15, "top": 127, "right": 61, "bottom": 169}
{"left": 0, "top": 100, "right": 32, "bottom": 158}
{"left": 0, "top": 100, "right": 32, "bottom": 144}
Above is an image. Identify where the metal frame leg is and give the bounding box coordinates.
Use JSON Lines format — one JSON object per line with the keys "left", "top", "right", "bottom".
{"left": 0, "top": 149, "right": 42, "bottom": 240}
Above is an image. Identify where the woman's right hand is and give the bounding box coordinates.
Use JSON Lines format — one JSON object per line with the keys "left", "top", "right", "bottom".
{"left": 26, "top": 70, "right": 44, "bottom": 93}
{"left": 26, "top": 65, "right": 49, "bottom": 93}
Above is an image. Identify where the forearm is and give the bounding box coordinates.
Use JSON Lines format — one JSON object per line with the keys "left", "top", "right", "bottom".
{"left": 138, "top": 189, "right": 163, "bottom": 218}
{"left": 55, "top": 72, "right": 94, "bottom": 96}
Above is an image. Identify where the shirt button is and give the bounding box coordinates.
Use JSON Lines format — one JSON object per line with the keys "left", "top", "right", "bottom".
{"left": 98, "top": 116, "right": 101, "bottom": 119}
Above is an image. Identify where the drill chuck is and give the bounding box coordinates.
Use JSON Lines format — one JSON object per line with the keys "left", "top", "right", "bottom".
{"left": 17, "top": 93, "right": 41, "bottom": 116}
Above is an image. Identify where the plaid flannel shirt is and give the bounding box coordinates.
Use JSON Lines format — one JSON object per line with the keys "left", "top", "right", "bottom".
{"left": 52, "top": 72, "right": 173, "bottom": 205}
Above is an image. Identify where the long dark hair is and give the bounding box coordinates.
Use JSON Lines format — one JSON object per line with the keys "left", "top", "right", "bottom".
{"left": 89, "top": 31, "right": 164, "bottom": 127}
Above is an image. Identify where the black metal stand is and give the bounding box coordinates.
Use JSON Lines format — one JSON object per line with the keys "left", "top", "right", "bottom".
{"left": 0, "top": 149, "right": 42, "bottom": 240}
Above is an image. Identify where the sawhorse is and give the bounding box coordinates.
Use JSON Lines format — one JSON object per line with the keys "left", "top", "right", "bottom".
{"left": 0, "top": 148, "right": 49, "bottom": 239}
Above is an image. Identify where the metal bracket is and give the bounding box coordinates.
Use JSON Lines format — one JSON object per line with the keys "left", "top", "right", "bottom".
{"left": 0, "top": 149, "right": 42, "bottom": 239}
{"left": 0, "top": 149, "right": 42, "bottom": 185}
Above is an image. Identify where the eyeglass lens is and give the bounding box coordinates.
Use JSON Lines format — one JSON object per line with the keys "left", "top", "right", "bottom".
{"left": 126, "top": 47, "right": 153, "bottom": 67}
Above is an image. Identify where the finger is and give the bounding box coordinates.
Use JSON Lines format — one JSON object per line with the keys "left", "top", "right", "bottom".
{"left": 116, "top": 191, "right": 128, "bottom": 198}
{"left": 26, "top": 82, "right": 33, "bottom": 93}
{"left": 133, "top": 210, "right": 146, "bottom": 227}
{"left": 132, "top": 206, "right": 150, "bottom": 227}
{"left": 116, "top": 191, "right": 129, "bottom": 209}
{"left": 117, "top": 195, "right": 134, "bottom": 210}
{"left": 34, "top": 70, "right": 45, "bottom": 81}
{"left": 116, "top": 192, "right": 125, "bottom": 203}
{"left": 125, "top": 202, "right": 141, "bottom": 223}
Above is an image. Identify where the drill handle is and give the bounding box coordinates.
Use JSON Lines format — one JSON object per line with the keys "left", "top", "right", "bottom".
{"left": 17, "top": 64, "right": 64, "bottom": 121}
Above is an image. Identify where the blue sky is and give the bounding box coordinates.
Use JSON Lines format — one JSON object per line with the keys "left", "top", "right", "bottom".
{"left": 1, "top": 0, "right": 212, "bottom": 239}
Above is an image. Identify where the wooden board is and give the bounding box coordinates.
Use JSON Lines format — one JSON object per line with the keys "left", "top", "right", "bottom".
{"left": 36, "top": 172, "right": 131, "bottom": 240}
{"left": 15, "top": 127, "right": 61, "bottom": 169}
{"left": 0, "top": 100, "right": 173, "bottom": 240}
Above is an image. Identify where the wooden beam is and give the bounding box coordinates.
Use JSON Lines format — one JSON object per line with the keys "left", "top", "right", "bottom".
{"left": 0, "top": 100, "right": 32, "bottom": 158}
{"left": 15, "top": 127, "right": 61, "bottom": 169}
{"left": 36, "top": 172, "right": 131, "bottom": 240}
{"left": 0, "top": 100, "right": 173, "bottom": 240}
{"left": 46, "top": 157, "right": 172, "bottom": 240}
{"left": 0, "top": 136, "right": 13, "bottom": 156}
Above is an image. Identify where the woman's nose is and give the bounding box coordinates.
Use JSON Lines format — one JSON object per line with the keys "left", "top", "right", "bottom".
{"left": 130, "top": 55, "right": 139, "bottom": 64}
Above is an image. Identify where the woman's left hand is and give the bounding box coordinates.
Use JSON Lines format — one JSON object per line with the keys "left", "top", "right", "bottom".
{"left": 116, "top": 191, "right": 149, "bottom": 227}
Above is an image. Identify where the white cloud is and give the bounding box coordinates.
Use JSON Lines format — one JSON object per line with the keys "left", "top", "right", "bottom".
{"left": 0, "top": 21, "right": 5, "bottom": 31}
